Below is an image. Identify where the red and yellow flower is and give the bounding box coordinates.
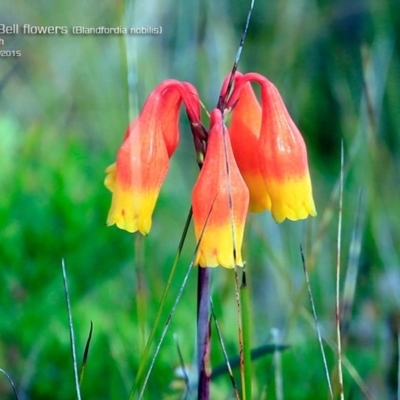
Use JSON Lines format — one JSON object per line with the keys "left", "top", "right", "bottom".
{"left": 192, "top": 109, "right": 249, "bottom": 268}
{"left": 225, "top": 72, "right": 316, "bottom": 222}
{"left": 257, "top": 77, "right": 317, "bottom": 222}
{"left": 105, "top": 80, "right": 200, "bottom": 235}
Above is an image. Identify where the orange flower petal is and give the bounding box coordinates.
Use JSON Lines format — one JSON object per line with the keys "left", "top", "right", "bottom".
{"left": 105, "top": 80, "right": 202, "bottom": 235}
{"left": 192, "top": 109, "right": 249, "bottom": 268}
{"left": 228, "top": 79, "right": 271, "bottom": 212}
{"left": 257, "top": 79, "right": 317, "bottom": 222}
{"left": 106, "top": 116, "right": 169, "bottom": 235}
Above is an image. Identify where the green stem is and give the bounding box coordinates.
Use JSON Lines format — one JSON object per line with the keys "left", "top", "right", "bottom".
{"left": 134, "top": 234, "right": 147, "bottom": 353}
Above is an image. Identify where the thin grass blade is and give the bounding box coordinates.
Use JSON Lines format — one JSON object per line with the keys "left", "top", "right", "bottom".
{"left": 61, "top": 259, "right": 82, "bottom": 400}
{"left": 134, "top": 234, "right": 147, "bottom": 351}
{"left": 79, "top": 321, "right": 94, "bottom": 387}
{"left": 138, "top": 261, "right": 194, "bottom": 400}
{"left": 335, "top": 141, "right": 345, "bottom": 400}
{"left": 210, "top": 299, "right": 240, "bottom": 399}
{"left": 300, "top": 246, "right": 334, "bottom": 399}
{"left": 0, "top": 368, "right": 19, "bottom": 400}
{"left": 341, "top": 191, "right": 365, "bottom": 340}
{"left": 173, "top": 333, "right": 193, "bottom": 399}
{"left": 218, "top": 0, "right": 255, "bottom": 110}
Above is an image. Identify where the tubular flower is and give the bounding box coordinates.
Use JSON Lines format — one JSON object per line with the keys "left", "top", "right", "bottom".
{"left": 105, "top": 80, "right": 201, "bottom": 234}
{"left": 256, "top": 77, "right": 317, "bottom": 222}
{"left": 223, "top": 72, "right": 316, "bottom": 223}
{"left": 192, "top": 109, "right": 249, "bottom": 268}
{"left": 227, "top": 78, "right": 271, "bottom": 212}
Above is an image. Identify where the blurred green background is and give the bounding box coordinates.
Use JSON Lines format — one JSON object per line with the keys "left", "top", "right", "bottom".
{"left": 1, "top": 0, "right": 400, "bottom": 399}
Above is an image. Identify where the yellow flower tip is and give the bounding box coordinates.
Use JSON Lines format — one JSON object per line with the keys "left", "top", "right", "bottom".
{"left": 106, "top": 186, "right": 157, "bottom": 235}
{"left": 107, "top": 211, "right": 152, "bottom": 235}
{"left": 193, "top": 219, "right": 247, "bottom": 268}
{"left": 266, "top": 176, "right": 317, "bottom": 223}
{"left": 192, "top": 109, "right": 249, "bottom": 269}
{"left": 194, "top": 224, "right": 245, "bottom": 269}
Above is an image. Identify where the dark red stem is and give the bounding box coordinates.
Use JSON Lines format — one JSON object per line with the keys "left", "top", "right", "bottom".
{"left": 197, "top": 267, "right": 211, "bottom": 400}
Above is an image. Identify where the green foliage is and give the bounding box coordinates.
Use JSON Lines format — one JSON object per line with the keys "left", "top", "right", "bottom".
{"left": 1, "top": 0, "right": 400, "bottom": 399}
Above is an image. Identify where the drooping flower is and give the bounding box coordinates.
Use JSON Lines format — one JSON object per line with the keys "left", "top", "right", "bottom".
{"left": 225, "top": 72, "right": 316, "bottom": 223}
{"left": 192, "top": 109, "right": 249, "bottom": 268}
{"left": 256, "top": 76, "right": 317, "bottom": 222}
{"left": 105, "top": 80, "right": 200, "bottom": 234}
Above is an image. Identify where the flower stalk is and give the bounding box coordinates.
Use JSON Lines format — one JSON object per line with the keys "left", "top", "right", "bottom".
{"left": 197, "top": 267, "right": 211, "bottom": 400}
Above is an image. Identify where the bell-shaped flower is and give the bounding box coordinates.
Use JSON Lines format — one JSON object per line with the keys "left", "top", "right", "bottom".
{"left": 256, "top": 76, "right": 317, "bottom": 222}
{"left": 224, "top": 72, "right": 316, "bottom": 223}
{"left": 105, "top": 80, "right": 201, "bottom": 234}
{"left": 192, "top": 109, "right": 249, "bottom": 268}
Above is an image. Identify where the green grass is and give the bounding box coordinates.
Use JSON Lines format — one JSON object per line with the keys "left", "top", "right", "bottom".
{"left": 1, "top": 0, "right": 400, "bottom": 399}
